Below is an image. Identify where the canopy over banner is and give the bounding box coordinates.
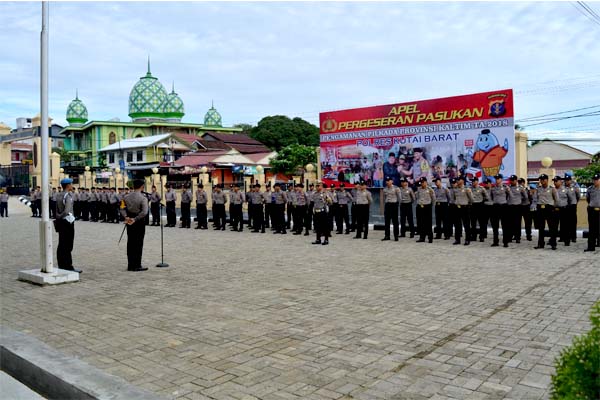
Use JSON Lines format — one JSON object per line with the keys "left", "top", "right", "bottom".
{"left": 319, "top": 89, "right": 514, "bottom": 187}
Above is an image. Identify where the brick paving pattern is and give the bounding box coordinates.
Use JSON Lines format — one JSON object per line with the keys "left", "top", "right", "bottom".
{"left": 1, "top": 198, "right": 598, "bottom": 399}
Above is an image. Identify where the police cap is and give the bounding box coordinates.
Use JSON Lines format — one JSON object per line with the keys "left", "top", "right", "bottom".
{"left": 273, "top": 183, "right": 281, "bottom": 187}
{"left": 552, "top": 175, "right": 562, "bottom": 181}
{"left": 494, "top": 174, "right": 504, "bottom": 180}
{"left": 564, "top": 174, "right": 572, "bottom": 180}
{"left": 450, "top": 178, "right": 457, "bottom": 184}
{"left": 340, "top": 183, "right": 345, "bottom": 188}
{"left": 330, "top": 183, "right": 336, "bottom": 188}
{"left": 132, "top": 179, "right": 145, "bottom": 189}
{"left": 60, "top": 178, "right": 73, "bottom": 185}
{"left": 593, "top": 173, "right": 600, "bottom": 180}
{"left": 539, "top": 174, "right": 549, "bottom": 180}
{"left": 509, "top": 174, "right": 518, "bottom": 181}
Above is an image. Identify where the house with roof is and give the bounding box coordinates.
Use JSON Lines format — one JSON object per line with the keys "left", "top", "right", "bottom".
{"left": 527, "top": 140, "right": 593, "bottom": 178}
{"left": 98, "top": 133, "right": 192, "bottom": 171}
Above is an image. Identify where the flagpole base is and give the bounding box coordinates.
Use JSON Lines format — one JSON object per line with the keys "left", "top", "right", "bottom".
{"left": 156, "top": 263, "right": 169, "bottom": 268}
{"left": 18, "top": 269, "right": 79, "bottom": 286}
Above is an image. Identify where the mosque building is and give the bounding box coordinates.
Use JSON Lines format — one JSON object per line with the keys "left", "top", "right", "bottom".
{"left": 61, "top": 60, "right": 241, "bottom": 169}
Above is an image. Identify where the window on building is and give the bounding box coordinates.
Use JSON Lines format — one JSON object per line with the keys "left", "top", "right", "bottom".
{"left": 108, "top": 132, "right": 116, "bottom": 145}
{"left": 136, "top": 150, "right": 143, "bottom": 161}
{"left": 109, "top": 153, "right": 115, "bottom": 164}
{"left": 126, "top": 152, "right": 133, "bottom": 162}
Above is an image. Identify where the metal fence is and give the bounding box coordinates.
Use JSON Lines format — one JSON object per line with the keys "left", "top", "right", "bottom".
{"left": 0, "top": 164, "right": 30, "bottom": 195}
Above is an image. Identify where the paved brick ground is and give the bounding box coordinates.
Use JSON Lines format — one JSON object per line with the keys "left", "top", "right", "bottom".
{"left": 1, "top": 197, "right": 598, "bottom": 399}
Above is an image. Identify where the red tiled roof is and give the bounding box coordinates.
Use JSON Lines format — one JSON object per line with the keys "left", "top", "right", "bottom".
{"left": 174, "top": 133, "right": 200, "bottom": 146}
{"left": 196, "top": 139, "right": 231, "bottom": 151}
{"left": 229, "top": 143, "right": 271, "bottom": 154}
{"left": 203, "top": 132, "right": 263, "bottom": 145}
{"left": 175, "top": 151, "right": 230, "bottom": 167}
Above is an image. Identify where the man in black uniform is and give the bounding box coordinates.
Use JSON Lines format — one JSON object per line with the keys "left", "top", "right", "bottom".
{"left": 55, "top": 178, "right": 82, "bottom": 273}
{"left": 121, "top": 179, "right": 149, "bottom": 271}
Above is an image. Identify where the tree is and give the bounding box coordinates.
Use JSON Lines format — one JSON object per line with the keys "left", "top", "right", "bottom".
{"left": 233, "top": 123, "right": 253, "bottom": 135}
{"left": 574, "top": 152, "right": 600, "bottom": 184}
{"left": 269, "top": 144, "right": 317, "bottom": 175}
{"left": 52, "top": 147, "right": 72, "bottom": 164}
{"left": 528, "top": 138, "right": 549, "bottom": 148}
{"left": 249, "top": 115, "right": 319, "bottom": 151}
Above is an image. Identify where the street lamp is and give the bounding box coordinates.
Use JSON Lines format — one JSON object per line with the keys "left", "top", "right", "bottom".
{"left": 305, "top": 163, "right": 314, "bottom": 173}
{"left": 152, "top": 166, "right": 168, "bottom": 268}
{"left": 256, "top": 165, "right": 264, "bottom": 174}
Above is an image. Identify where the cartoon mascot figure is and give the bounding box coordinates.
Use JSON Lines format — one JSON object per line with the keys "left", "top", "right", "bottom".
{"left": 472, "top": 129, "right": 508, "bottom": 179}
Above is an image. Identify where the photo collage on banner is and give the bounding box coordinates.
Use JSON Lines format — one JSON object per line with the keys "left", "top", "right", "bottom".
{"left": 319, "top": 90, "right": 515, "bottom": 188}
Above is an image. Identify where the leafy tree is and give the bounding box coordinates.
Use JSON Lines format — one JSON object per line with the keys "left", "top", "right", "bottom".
{"left": 269, "top": 144, "right": 317, "bottom": 175}
{"left": 551, "top": 300, "right": 600, "bottom": 399}
{"left": 233, "top": 123, "right": 253, "bottom": 135}
{"left": 574, "top": 153, "right": 600, "bottom": 184}
{"left": 52, "top": 147, "right": 72, "bottom": 164}
{"left": 249, "top": 115, "right": 319, "bottom": 151}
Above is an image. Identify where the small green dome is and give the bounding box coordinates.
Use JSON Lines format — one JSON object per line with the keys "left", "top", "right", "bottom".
{"left": 66, "top": 91, "right": 88, "bottom": 126}
{"left": 163, "top": 83, "right": 185, "bottom": 121}
{"left": 128, "top": 59, "right": 167, "bottom": 121}
{"left": 204, "top": 102, "right": 222, "bottom": 127}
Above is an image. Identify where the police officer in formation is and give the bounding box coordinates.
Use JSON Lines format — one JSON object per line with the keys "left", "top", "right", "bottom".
{"left": 271, "top": 183, "right": 288, "bottom": 234}
{"left": 311, "top": 181, "right": 332, "bottom": 245}
{"left": 121, "top": 179, "right": 149, "bottom": 272}
{"left": 451, "top": 176, "right": 473, "bottom": 245}
{"left": 535, "top": 174, "right": 558, "bottom": 250}
{"left": 416, "top": 177, "right": 436, "bottom": 243}
{"left": 382, "top": 176, "right": 401, "bottom": 241}
{"left": 469, "top": 177, "right": 488, "bottom": 242}
{"left": 585, "top": 173, "right": 600, "bottom": 252}
{"left": 292, "top": 184, "right": 309, "bottom": 235}
{"left": 433, "top": 177, "right": 451, "bottom": 240}
{"left": 165, "top": 185, "right": 177, "bottom": 227}
{"left": 212, "top": 184, "right": 227, "bottom": 230}
{"left": 353, "top": 181, "right": 373, "bottom": 239}
{"left": 229, "top": 184, "right": 245, "bottom": 232}
{"left": 399, "top": 178, "right": 415, "bottom": 237}
{"left": 149, "top": 186, "right": 161, "bottom": 226}
{"left": 335, "top": 184, "right": 352, "bottom": 234}
{"left": 195, "top": 183, "right": 208, "bottom": 229}
{"left": 180, "top": 184, "right": 192, "bottom": 229}
{"left": 490, "top": 174, "right": 510, "bottom": 247}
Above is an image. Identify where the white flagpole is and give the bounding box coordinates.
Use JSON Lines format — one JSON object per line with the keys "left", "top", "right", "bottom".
{"left": 40, "top": 0, "right": 53, "bottom": 273}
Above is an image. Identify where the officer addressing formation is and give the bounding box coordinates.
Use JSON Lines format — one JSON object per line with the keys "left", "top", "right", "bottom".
{"left": 3, "top": 171, "right": 598, "bottom": 273}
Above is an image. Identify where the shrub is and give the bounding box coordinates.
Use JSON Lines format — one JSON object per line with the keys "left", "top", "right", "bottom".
{"left": 551, "top": 301, "right": 600, "bottom": 399}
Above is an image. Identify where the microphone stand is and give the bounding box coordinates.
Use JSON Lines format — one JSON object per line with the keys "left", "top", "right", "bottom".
{"left": 156, "top": 177, "right": 169, "bottom": 268}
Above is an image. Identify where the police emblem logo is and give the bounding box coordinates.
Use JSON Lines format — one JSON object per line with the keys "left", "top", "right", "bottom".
{"left": 321, "top": 117, "right": 338, "bottom": 133}
{"left": 487, "top": 93, "right": 507, "bottom": 117}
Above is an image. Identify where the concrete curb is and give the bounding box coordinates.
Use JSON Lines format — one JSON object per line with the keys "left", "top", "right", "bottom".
{"left": 1, "top": 327, "right": 166, "bottom": 400}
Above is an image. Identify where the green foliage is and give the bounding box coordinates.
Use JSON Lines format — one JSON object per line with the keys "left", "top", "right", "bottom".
{"left": 269, "top": 144, "right": 317, "bottom": 175}
{"left": 551, "top": 301, "right": 600, "bottom": 400}
{"left": 52, "top": 147, "right": 72, "bottom": 164}
{"left": 249, "top": 116, "right": 319, "bottom": 151}
{"left": 574, "top": 156, "right": 600, "bottom": 184}
{"left": 233, "top": 123, "right": 253, "bottom": 135}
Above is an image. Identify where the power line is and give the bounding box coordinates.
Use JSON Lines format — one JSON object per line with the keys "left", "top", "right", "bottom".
{"left": 516, "top": 104, "right": 600, "bottom": 122}
{"left": 571, "top": 1, "right": 600, "bottom": 27}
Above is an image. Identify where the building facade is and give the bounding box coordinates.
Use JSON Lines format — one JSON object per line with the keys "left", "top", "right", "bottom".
{"left": 61, "top": 61, "right": 241, "bottom": 168}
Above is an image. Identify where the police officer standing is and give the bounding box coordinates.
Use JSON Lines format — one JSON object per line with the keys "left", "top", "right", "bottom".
{"left": 263, "top": 183, "right": 273, "bottom": 229}
{"left": 469, "top": 178, "right": 487, "bottom": 242}
{"left": 534, "top": 174, "right": 558, "bottom": 250}
{"left": 335, "top": 183, "right": 352, "bottom": 234}
{"left": 195, "top": 183, "right": 208, "bottom": 229}
{"left": 382, "top": 176, "right": 401, "bottom": 241}
{"left": 564, "top": 174, "right": 580, "bottom": 242}
{"left": 554, "top": 176, "right": 574, "bottom": 246}
{"left": 249, "top": 184, "right": 265, "bottom": 233}
{"left": 229, "top": 184, "right": 245, "bottom": 232}
{"left": 353, "top": 181, "right": 372, "bottom": 239}
{"left": 490, "top": 174, "right": 509, "bottom": 247}
{"left": 416, "top": 177, "right": 436, "bottom": 243}
{"left": 311, "top": 182, "right": 332, "bottom": 245}
{"left": 584, "top": 173, "right": 600, "bottom": 252}
{"left": 433, "top": 177, "right": 451, "bottom": 240}
{"left": 121, "top": 179, "right": 149, "bottom": 272}
{"left": 212, "top": 184, "right": 227, "bottom": 230}
{"left": 305, "top": 183, "right": 315, "bottom": 235}
{"left": 328, "top": 184, "right": 338, "bottom": 232}
{"left": 286, "top": 184, "right": 295, "bottom": 230}
{"left": 292, "top": 184, "right": 308, "bottom": 235}
{"left": 399, "top": 178, "right": 415, "bottom": 237}
{"left": 507, "top": 175, "right": 527, "bottom": 243}
{"left": 149, "top": 186, "right": 161, "bottom": 226}
{"left": 518, "top": 178, "right": 533, "bottom": 241}
{"left": 165, "top": 185, "right": 177, "bottom": 227}
{"left": 272, "top": 183, "right": 288, "bottom": 234}
{"left": 180, "top": 183, "right": 192, "bottom": 228}
{"left": 49, "top": 187, "right": 57, "bottom": 219}
{"left": 451, "top": 176, "right": 473, "bottom": 245}
{"left": 109, "top": 188, "right": 119, "bottom": 223}
{"left": 55, "top": 178, "right": 81, "bottom": 273}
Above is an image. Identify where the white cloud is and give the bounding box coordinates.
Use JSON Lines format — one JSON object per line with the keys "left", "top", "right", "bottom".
{"left": 0, "top": 0, "right": 598, "bottom": 139}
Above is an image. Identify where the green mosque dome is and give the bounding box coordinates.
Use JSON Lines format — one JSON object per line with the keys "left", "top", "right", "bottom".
{"left": 204, "top": 102, "right": 222, "bottom": 127}
{"left": 163, "top": 83, "right": 185, "bottom": 121}
{"left": 66, "top": 90, "right": 88, "bottom": 126}
{"left": 128, "top": 59, "right": 168, "bottom": 121}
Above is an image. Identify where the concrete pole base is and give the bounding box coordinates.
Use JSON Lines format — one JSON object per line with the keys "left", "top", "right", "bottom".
{"left": 18, "top": 269, "right": 79, "bottom": 286}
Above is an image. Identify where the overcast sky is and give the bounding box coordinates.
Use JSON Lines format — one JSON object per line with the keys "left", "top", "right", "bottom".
{"left": 1, "top": 1, "right": 599, "bottom": 153}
